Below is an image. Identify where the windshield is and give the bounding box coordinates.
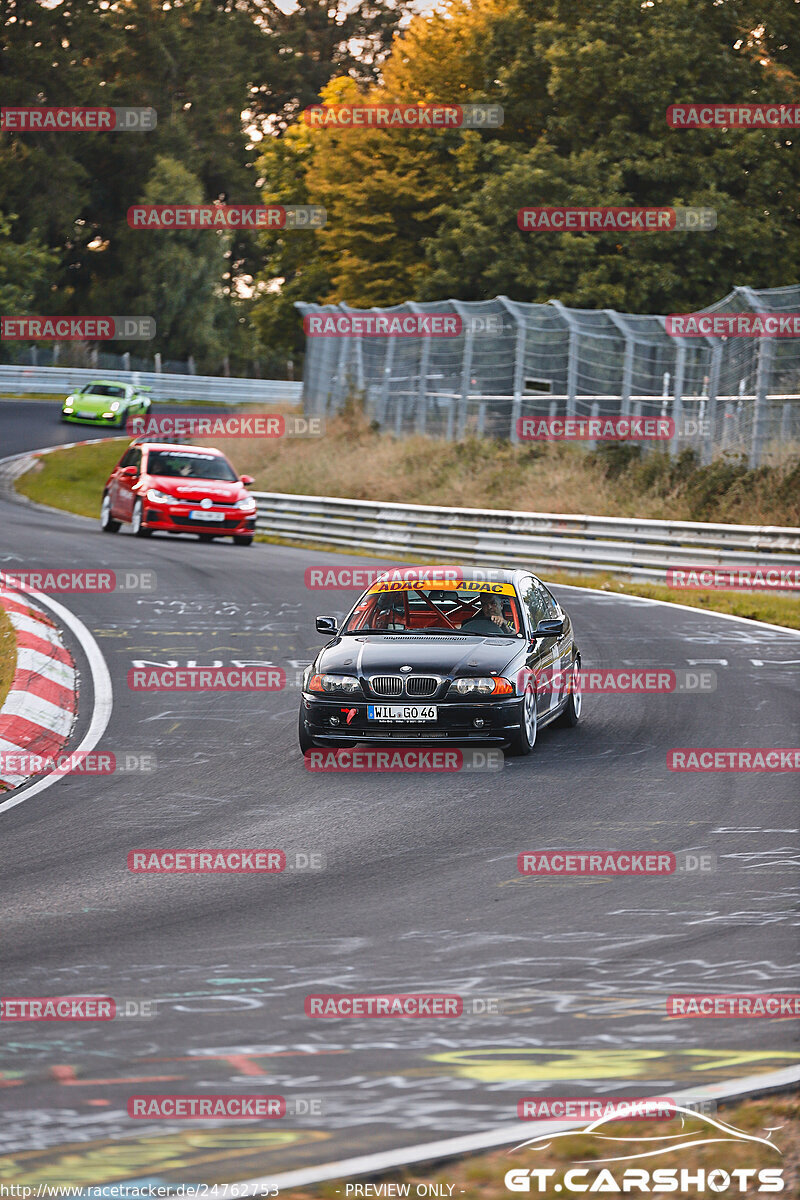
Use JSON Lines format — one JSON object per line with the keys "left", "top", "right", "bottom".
{"left": 343, "top": 583, "right": 523, "bottom": 636}
{"left": 84, "top": 384, "right": 126, "bottom": 398}
{"left": 145, "top": 450, "right": 238, "bottom": 481}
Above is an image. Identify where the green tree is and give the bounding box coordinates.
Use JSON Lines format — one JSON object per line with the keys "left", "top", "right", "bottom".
{"left": 101, "top": 156, "right": 230, "bottom": 366}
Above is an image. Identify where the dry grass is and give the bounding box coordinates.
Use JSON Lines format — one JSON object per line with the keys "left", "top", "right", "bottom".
{"left": 212, "top": 406, "right": 800, "bottom": 526}
{"left": 295, "top": 1094, "right": 799, "bottom": 1199}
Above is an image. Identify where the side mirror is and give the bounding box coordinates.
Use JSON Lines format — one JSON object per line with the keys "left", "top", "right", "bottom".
{"left": 315, "top": 615, "right": 339, "bottom": 635}
{"left": 240, "top": 474, "right": 254, "bottom": 486}
{"left": 121, "top": 465, "right": 138, "bottom": 478}
{"left": 532, "top": 618, "right": 564, "bottom": 639}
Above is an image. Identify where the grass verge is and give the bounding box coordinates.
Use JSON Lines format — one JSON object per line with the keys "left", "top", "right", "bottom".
{"left": 0, "top": 602, "right": 17, "bottom": 713}
{"left": 14, "top": 435, "right": 800, "bottom": 630}
{"left": 295, "top": 1094, "right": 798, "bottom": 1199}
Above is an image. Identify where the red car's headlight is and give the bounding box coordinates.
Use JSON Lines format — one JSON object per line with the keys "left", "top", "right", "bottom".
{"left": 146, "top": 488, "right": 173, "bottom": 504}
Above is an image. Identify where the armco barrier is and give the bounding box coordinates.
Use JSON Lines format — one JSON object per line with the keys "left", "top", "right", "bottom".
{"left": 0, "top": 363, "right": 302, "bottom": 407}
{"left": 252, "top": 492, "right": 800, "bottom": 583}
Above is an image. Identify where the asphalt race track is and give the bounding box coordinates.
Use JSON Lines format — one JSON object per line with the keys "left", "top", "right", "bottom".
{"left": 1, "top": 402, "right": 798, "bottom": 1186}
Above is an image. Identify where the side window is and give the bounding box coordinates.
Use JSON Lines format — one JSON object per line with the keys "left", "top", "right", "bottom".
{"left": 520, "top": 576, "right": 547, "bottom": 631}
{"left": 540, "top": 583, "right": 560, "bottom": 620}
{"left": 123, "top": 448, "right": 142, "bottom": 473}
{"left": 118, "top": 448, "right": 134, "bottom": 468}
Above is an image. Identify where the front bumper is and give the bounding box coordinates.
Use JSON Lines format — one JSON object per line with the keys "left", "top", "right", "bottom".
{"left": 62, "top": 411, "right": 122, "bottom": 425}
{"left": 140, "top": 502, "right": 257, "bottom": 535}
{"left": 301, "top": 694, "right": 524, "bottom": 745}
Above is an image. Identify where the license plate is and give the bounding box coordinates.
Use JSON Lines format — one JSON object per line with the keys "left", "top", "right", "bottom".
{"left": 189, "top": 510, "right": 225, "bottom": 521}
{"left": 367, "top": 704, "right": 437, "bottom": 722}
{"left": 76, "top": 411, "right": 95, "bottom": 419}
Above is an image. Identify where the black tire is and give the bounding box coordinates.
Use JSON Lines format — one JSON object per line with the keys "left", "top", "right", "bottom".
{"left": 131, "top": 498, "right": 152, "bottom": 538}
{"left": 298, "top": 707, "right": 316, "bottom": 754}
{"left": 556, "top": 657, "right": 582, "bottom": 727}
{"left": 506, "top": 688, "right": 537, "bottom": 756}
{"left": 100, "top": 492, "right": 121, "bottom": 533}
{"left": 233, "top": 535, "right": 253, "bottom": 546}
{"left": 198, "top": 534, "right": 214, "bottom": 543}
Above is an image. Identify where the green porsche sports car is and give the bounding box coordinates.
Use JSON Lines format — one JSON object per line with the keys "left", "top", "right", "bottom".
{"left": 61, "top": 381, "right": 153, "bottom": 427}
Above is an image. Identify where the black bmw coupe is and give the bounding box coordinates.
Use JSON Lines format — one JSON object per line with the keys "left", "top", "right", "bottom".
{"left": 299, "top": 566, "right": 581, "bottom": 756}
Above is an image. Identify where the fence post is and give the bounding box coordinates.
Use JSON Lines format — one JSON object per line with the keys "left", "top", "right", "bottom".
{"left": 604, "top": 310, "right": 633, "bottom": 415}
{"left": 378, "top": 337, "right": 396, "bottom": 428}
{"left": 452, "top": 298, "right": 474, "bottom": 441}
{"left": 550, "top": 300, "right": 579, "bottom": 418}
{"left": 750, "top": 335, "right": 774, "bottom": 468}
{"left": 154, "top": 352, "right": 162, "bottom": 374}
{"left": 408, "top": 301, "right": 430, "bottom": 435}
{"left": 702, "top": 341, "right": 722, "bottom": 465}
{"left": 498, "top": 296, "right": 525, "bottom": 442}
{"left": 122, "top": 352, "right": 130, "bottom": 372}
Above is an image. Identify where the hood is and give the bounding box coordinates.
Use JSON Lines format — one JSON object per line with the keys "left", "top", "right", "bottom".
{"left": 317, "top": 633, "right": 521, "bottom": 678}
{"left": 147, "top": 475, "right": 243, "bottom": 502}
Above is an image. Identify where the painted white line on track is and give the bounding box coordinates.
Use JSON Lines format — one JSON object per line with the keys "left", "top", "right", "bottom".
{"left": 553, "top": 580, "right": 800, "bottom": 638}
{"left": 227, "top": 1065, "right": 800, "bottom": 1195}
{"left": 0, "top": 589, "right": 113, "bottom": 815}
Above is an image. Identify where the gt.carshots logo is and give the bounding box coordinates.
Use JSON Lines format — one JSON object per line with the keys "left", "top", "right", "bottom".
{"left": 504, "top": 1104, "right": 785, "bottom": 1193}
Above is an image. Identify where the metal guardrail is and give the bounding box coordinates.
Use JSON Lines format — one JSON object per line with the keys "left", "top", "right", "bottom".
{"left": 253, "top": 492, "right": 800, "bottom": 582}
{"left": 0, "top": 364, "right": 303, "bottom": 406}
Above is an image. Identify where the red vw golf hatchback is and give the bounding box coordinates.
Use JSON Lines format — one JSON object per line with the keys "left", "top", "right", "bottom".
{"left": 101, "top": 441, "right": 257, "bottom": 545}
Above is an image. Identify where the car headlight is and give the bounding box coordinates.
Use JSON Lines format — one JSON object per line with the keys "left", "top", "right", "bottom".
{"left": 63, "top": 406, "right": 73, "bottom": 413}
{"left": 307, "top": 673, "right": 362, "bottom": 695}
{"left": 449, "top": 676, "right": 514, "bottom": 696}
{"left": 236, "top": 496, "right": 256, "bottom": 512}
{"left": 109, "top": 401, "right": 120, "bottom": 411}
{"left": 146, "top": 488, "right": 173, "bottom": 504}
